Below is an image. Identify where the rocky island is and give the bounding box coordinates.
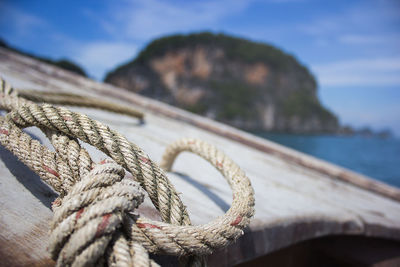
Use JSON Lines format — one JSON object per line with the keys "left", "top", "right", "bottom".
{"left": 105, "top": 32, "right": 338, "bottom": 133}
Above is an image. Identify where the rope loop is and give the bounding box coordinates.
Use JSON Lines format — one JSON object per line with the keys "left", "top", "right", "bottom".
{"left": 0, "top": 77, "right": 255, "bottom": 266}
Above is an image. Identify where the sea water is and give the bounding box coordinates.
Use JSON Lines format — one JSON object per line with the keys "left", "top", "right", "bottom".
{"left": 256, "top": 133, "right": 400, "bottom": 188}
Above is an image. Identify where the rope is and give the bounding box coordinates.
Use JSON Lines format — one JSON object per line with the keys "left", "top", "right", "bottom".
{"left": 17, "top": 89, "right": 144, "bottom": 120}
{"left": 0, "top": 77, "right": 255, "bottom": 267}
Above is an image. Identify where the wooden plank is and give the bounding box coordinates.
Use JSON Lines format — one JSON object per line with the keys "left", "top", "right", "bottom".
{"left": 1, "top": 48, "right": 400, "bottom": 266}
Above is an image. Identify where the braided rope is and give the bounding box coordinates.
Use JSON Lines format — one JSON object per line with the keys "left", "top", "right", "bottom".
{"left": 49, "top": 162, "right": 145, "bottom": 266}
{"left": 0, "top": 77, "right": 255, "bottom": 266}
{"left": 17, "top": 89, "right": 144, "bottom": 120}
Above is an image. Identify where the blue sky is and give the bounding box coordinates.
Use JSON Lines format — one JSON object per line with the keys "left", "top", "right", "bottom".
{"left": 0, "top": 0, "right": 399, "bottom": 134}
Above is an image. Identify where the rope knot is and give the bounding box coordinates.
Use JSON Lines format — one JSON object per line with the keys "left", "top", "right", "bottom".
{"left": 0, "top": 78, "right": 255, "bottom": 267}
{"left": 48, "top": 162, "right": 145, "bottom": 267}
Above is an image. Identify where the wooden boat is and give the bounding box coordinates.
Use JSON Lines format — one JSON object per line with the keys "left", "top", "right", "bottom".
{"left": 1, "top": 47, "right": 400, "bottom": 266}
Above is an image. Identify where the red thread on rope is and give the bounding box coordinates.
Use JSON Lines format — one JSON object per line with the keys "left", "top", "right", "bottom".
{"left": 63, "top": 116, "right": 73, "bottom": 121}
{"left": 230, "top": 215, "right": 242, "bottom": 226}
{"left": 43, "top": 165, "right": 60, "bottom": 177}
{"left": 137, "top": 223, "right": 161, "bottom": 230}
{"left": 139, "top": 156, "right": 150, "bottom": 165}
{"left": 76, "top": 208, "right": 84, "bottom": 220}
{"left": 96, "top": 213, "right": 112, "bottom": 237}
{"left": 52, "top": 198, "right": 61, "bottom": 207}
{"left": 0, "top": 128, "right": 9, "bottom": 135}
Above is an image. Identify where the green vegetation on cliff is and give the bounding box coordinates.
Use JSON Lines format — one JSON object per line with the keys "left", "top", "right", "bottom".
{"left": 282, "top": 90, "right": 336, "bottom": 122}
{"left": 110, "top": 33, "right": 315, "bottom": 85}
{"left": 137, "top": 33, "right": 293, "bottom": 69}
{"left": 209, "top": 80, "right": 260, "bottom": 120}
{"left": 0, "top": 38, "right": 87, "bottom": 77}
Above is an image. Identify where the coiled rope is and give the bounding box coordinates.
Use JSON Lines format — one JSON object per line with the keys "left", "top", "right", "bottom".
{"left": 0, "top": 77, "right": 255, "bottom": 267}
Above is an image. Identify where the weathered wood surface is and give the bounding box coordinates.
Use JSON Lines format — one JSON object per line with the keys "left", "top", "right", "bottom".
{"left": 1, "top": 47, "right": 400, "bottom": 266}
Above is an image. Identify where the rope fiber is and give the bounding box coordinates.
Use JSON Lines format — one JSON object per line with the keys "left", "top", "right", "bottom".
{"left": 0, "top": 77, "right": 255, "bottom": 267}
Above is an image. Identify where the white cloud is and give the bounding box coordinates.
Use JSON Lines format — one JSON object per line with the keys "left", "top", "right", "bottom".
{"left": 73, "top": 0, "right": 253, "bottom": 79}
{"left": 298, "top": 19, "right": 340, "bottom": 36}
{"left": 0, "top": 3, "right": 47, "bottom": 37}
{"left": 72, "top": 42, "right": 138, "bottom": 80}
{"left": 297, "top": 0, "right": 400, "bottom": 48}
{"left": 339, "top": 34, "right": 383, "bottom": 45}
{"left": 312, "top": 57, "right": 400, "bottom": 86}
{"left": 94, "top": 0, "right": 252, "bottom": 41}
{"left": 339, "top": 34, "right": 400, "bottom": 45}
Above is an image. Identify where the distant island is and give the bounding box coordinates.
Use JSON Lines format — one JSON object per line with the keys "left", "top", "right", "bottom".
{"left": 0, "top": 38, "right": 87, "bottom": 77}
{"left": 105, "top": 32, "right": 338, "bottom": 134}
{"left": 338, "top": 125, "right": 393, "bottom": 139}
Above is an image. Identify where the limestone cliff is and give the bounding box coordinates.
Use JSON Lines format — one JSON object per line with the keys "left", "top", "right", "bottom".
{"left": 105, "top": 33, "right": 338, "bottom": 133}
